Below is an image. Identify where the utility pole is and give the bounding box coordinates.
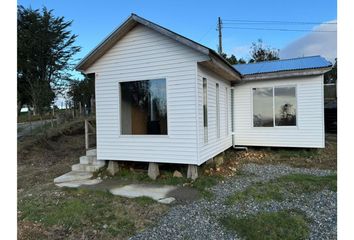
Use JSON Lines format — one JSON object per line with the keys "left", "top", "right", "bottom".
{"left": 218, "top": 17, "right": 223, "bottom": 54}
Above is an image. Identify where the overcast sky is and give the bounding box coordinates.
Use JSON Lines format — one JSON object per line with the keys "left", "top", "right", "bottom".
{"left": 280, "top": 20, "right": 337, "bottom": 63}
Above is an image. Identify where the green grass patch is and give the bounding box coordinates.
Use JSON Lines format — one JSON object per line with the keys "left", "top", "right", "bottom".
{"left": 226, "top": 182, "right": 284, "bottom": 204}
{"left": 133, "top": 196, "right": 156, "bottom": 205}
{"left": 220, "top": 210, "right": 310, "bottom": 240}
{"left": 275, "top": 148, "right": 319, "bottom": 159}
{"left": 18, "top": 188, "right": 166, "bottom": 238}
{"left": 279, "top": 174, "right": 337, "bottom": 192}
{"left": 226, "top": 173, "right": 336, "bottom": 204}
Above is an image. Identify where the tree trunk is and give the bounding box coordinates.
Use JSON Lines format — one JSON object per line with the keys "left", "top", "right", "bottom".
{"left": 17, "top": 101, "right": 22, "bottom": 116}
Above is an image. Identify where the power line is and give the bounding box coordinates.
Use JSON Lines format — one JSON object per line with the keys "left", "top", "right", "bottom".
{"left": 222, "top": 19, "right": 337, "bottom": 25}
{"left": 198, "top": 25, "right": 214, "bottom": 42}
{"left": 223, "top": 26, "right": 336, "bottom": 33}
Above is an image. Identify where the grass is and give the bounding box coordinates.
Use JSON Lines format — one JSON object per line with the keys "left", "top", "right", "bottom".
{"left": 18, "top": 187, "right": 167, "bottom": 239}
{"left": 17, "top": 122, "right": 168, "bottom": 240}
{"left": 226, "top": 173, "right": 337, "bottom": 204}
{"left": 220, "top": 209, "right": 310, "bottom": 240}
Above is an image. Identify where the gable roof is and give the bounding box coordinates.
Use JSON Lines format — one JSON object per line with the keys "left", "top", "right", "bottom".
{"left": 75, "top": 13, "right": 241, "bottom": 80}
{"left": 233, "top": 56, "right": 332, "bottom": 76}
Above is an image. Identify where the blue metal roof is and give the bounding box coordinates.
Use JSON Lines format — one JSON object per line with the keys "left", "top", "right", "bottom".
{"left": 233, "top": 56, "right": 332, "bottom": 76}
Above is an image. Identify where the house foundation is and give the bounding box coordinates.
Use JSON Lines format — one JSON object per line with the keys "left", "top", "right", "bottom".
{"left": 107, "top": 161, "right": 119, "bottom": 176}
{"left": 148, "top": 163, "right": 160, "bottom": 180}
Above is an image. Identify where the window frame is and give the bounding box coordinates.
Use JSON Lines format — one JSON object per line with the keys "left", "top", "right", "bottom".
{"left": 118, "top": 78, "right": 169, "bottom": 137}
{"left": 251, "top": 84, "right": 298, "bottom": 129}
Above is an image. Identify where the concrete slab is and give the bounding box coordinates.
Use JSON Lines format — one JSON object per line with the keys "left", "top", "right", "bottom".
{"left": 54, "top": 171, "right": 93, "bottom": 183}
{"left": 157, "top": 197, "right": 176, "bottom": 204}
{"left": 55, "top": 179, "right": 102, "bottom": 188}
{"left": 109, "top": 184, "right": 177, "bottom": 201}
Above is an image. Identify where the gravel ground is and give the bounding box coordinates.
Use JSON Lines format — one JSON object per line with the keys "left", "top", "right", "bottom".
{"left": 130, "top": 164, "right": 337, "bottom": 240}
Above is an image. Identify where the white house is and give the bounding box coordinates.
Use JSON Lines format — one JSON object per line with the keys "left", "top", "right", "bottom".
{"left": 75, "top": 14, "right": 332, "bottom": 178}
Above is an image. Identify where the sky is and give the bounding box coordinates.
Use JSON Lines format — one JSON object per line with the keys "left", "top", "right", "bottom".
{"left": 18, "top": 0, "right": 337, "bottom": 61}
{"left": 18, "top": 0, "right": 337, "bottom": 106}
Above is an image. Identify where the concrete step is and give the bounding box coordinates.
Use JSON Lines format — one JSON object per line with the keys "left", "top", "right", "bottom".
{"left": 55, "top": 179, "right": 102, "bottom": 188}
{"left": 54, "top": 171, "right": 93, "bottom": 183}
{"left": 80, "top": 155, "right": 97, "bottom": 164}
{"left": 71, "top": 161, "right": 105, "bottom": 172}
{"left": 86, "top": 149, "right": 97, "bottom": 157}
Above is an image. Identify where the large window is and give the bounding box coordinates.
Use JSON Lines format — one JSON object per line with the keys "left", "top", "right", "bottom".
{"left": 120, "top": 79, "right": 167, "bottom": 135}
{"left": 253, "top": 86, "right": 296, "bottom": 127}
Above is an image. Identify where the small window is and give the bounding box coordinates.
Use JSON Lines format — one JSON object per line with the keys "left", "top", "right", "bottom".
{"left": 226, "top": 87, "right": 229, "bottom": 135}
{"left": 203, "top": 78, "right": 208, "bottom": 143}
{"left": 253, "top": 87, "right": 274, "bottom": 127}
{"left": 120, "top": 79, "right": 167, "bottom": 135}
{"left": 216, "top": 83, "right": 220, "bottom": 138}
{"left": 274, "top": 87, "right": 296, "bottom": 126}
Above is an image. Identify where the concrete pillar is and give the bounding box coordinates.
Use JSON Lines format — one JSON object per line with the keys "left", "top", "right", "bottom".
{"left": 148, "top": 163, "right": 159, "bottom": 180}
{"left": 107, "top": 161, "right": 119, "bottom": 176}
{"left": 187, "top": 164, "right": 198, "bottom": 180}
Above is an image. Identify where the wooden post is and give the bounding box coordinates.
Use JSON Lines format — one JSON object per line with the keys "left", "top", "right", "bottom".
{"left": 85, "top": 119, "right": 89, "bottom": 150}
{"left": 79, "top": 102, "right": 82, "bottom": 116}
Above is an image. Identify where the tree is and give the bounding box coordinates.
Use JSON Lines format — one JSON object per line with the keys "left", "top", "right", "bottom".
{"left": 17, "top": 5, "right": 80, "bottom": 115}
{"left": 67, "top": 74, "right": 95, "bottom": 114}
{"left": 220, "top": 53, "right": 246, "bottom": 65}
{"left": 324, "top": 58, "right": 337, "bottom": 84}
{"left": 249, "top": 39, "right": 279, "bottom": 63}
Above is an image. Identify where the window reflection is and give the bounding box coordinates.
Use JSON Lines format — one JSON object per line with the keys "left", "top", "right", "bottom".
{"left": 275, "top": 87, "right": 296, "bottom": 126}
{"left": 253, "top": 87, "right": 274, "bottom": 127}
{"left": 120, "top": 79, "right": 167, "bottom": 135}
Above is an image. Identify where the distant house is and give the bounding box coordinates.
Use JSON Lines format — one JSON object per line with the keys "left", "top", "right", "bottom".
{"left": 75, "top": 14, "right": 332, "bottom": 170}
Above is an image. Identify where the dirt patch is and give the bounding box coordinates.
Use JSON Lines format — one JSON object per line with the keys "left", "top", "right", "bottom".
{"left": 167, "top": 187, "right": 200, "bottom": 202}
{"left": 202, "top": 134, "right": 337, "bottom": 178}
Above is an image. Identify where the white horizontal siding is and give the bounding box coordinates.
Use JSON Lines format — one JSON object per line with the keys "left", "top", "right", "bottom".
{"left": 197, "top": 65, "right": 233, "bottom": 165}
{"left": 233, "top": 75, "right": 325, "bottom": 148}
{"left": 86, "top": 24, "right": 208, "bottom": 164}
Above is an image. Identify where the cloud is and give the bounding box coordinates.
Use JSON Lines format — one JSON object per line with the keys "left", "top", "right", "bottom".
{"left": 280, "top": 20, "right": 337, "bottom": 63}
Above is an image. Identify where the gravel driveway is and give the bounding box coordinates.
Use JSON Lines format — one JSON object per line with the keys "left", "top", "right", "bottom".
{"left": 130, "top": 164, "right": 336, "bottom": 240}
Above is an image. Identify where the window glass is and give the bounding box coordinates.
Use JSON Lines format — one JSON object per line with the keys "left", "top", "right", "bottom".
{"left": 120, "top": 79, "right": 167, "bottom": 135}
{"left": 216, "top": 83, "right": 220, "bottom": 138}
{"left": 274, "top": 87, "right": 296, "bottom": 126}
{"left": 203, "top": 78, "right": 208, "bottom": 143}
{"left": 253, "top": 87, "right": 274, "bottom": 127}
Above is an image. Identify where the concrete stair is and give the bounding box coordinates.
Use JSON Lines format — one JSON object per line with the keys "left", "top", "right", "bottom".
{"left": 72, "top": 161, "right": 106, "bottom": 172}
{"left": 54, "top": 148, "right": 106, "bottom": 186}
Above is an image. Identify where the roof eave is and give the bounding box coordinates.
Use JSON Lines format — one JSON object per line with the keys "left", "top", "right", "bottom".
{"left": 239, "top": 66, "right": 332, "bottom": 82}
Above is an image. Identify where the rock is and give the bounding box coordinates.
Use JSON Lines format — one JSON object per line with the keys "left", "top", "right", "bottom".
{"left": 158, "top": 197, "right": 175, "bottom": 204}
{"left": 107, "top": 161, "right": 119, "bottom": 176}
{"left": 173, "top": 170, "right": 183, "bottom": 178}
{"left": 214, "top": 153, "right": 224, "bottom": 167}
